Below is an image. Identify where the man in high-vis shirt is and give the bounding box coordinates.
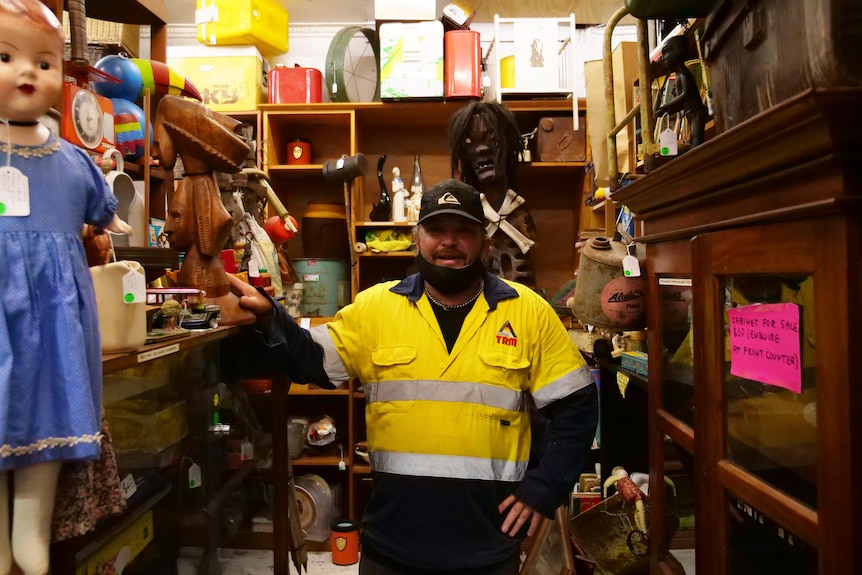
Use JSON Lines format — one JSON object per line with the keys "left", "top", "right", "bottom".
{"left": 230, "top": 179, "right": 598, "bottom": 575}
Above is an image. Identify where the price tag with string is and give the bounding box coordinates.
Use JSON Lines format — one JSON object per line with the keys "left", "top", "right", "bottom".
{"left": 0, "top": 123, "right": 30, "bottom": 216}
{"left": 658, "top": 113, "right": 678, "bottom": 156}
{"left": 106, "top": 232, "right": 145, "bottom": 303}
{"left": 622, "top": 242, "right": 641, "bottom": 277}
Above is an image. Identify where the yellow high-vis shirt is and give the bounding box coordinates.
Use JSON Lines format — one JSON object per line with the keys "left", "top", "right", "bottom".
{"left": 309, "top": 274, "right": 594, "bottom": 482}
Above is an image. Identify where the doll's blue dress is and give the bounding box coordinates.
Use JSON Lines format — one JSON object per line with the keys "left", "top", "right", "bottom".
{"left": 0, "top": 135, "right": 117, "bottom": 471}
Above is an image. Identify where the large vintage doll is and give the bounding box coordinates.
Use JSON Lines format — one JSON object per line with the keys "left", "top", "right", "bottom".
{"left": 0, "top": 1, "right": 130, "bottom": 573}
{"left": 447, "top": 102, "right": 538, "bottom": 288}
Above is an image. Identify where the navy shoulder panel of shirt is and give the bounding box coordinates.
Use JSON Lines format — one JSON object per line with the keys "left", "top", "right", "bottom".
{"left": 389, "top": 271, "right": 519, "bottom": 309}
{"left": 261, "top": 289, "right": 334, "bottom": 389}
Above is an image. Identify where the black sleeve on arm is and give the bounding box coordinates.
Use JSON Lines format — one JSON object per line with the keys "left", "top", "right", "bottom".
{"left": 514, "top": 383, "right": 598, "bottom": 518}
{"left": 256, "top": 291, "right": 335, "bottom": 390}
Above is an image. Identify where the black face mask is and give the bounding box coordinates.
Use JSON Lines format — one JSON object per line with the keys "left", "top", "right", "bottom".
{"left": 415, "top": 252, "right": 485, "bottom": 295}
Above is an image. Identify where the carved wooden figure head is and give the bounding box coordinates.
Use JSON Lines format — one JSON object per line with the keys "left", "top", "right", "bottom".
{"left": 154, "top": 96, "right": 254, "bottom": 323}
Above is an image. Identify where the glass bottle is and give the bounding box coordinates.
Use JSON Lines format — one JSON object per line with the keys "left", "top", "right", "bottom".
{"left": 408, "top": 155, "right": 425, "bottom": 222}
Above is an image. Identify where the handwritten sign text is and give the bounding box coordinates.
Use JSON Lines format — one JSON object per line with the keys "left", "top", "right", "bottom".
{"left": 727, "top": 303, "right": 802, "bottom": 393}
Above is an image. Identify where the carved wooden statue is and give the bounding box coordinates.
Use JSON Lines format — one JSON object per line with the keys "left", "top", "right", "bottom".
{"left": 654, "top": 36, "right": 708, "bottom": 147}
{"left": 448, "top": 102, "right": 538, "bottom": 288}
{"left": 152, "top": 95, "right": 254, "bottom": 325}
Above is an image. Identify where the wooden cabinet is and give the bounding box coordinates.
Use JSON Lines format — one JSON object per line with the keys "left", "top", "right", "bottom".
{"left": 260, "top": 100, "right": 592, "bottom": 300}
{"left": 613, "top": 88, "right": 862, "bottom": 574}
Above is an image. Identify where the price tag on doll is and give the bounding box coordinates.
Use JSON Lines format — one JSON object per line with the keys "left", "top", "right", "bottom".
{"left": 659, "top": 128, "right": 678, "bottom": 156}
{"left": 122, "top": 270, "right": 146, "bottom": 303}
{"left": 0, "top": 166, "right": 30, "bottom": 216}
{"left": 189, "top": 462, "right": 202, "bottom": 489}
{"left": 119, "top": 473, "right": 137, "bottom": 499}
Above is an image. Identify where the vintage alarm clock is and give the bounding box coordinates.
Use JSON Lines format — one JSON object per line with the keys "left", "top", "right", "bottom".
{"left": 61, "top": 83, "right": 115, "bottom": 153}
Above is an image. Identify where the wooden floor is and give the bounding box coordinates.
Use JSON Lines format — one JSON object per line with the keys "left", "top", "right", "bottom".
{"left": 177, "top": 548, "right": 695, "bottom": 574}
{"left": 177, "top": 548, "right": 359, "bottom": 575}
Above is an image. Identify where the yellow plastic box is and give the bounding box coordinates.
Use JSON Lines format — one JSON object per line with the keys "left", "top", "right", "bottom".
{"left": 106, "top": 399, "right": 189, "bottom": 453}
{"left": 196, "top": 0, "right": 289, "bottom": 56}
{"left": 168, "top": 45, "right": 267, "bottom": 112}
{"left": 76, "top": 511, "right": 153, "bottom": 575}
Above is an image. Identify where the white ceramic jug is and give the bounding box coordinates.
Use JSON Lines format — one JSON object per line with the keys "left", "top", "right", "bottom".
{"left": 103, "top": 149, "right": 146, "bottom": 247}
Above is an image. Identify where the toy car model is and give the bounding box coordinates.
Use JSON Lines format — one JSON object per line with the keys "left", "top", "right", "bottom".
{"left": 179, "top": 304, "right": 221, "bottom": 330}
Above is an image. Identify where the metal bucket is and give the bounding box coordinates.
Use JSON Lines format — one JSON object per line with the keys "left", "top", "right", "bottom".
{"left": 293, "top": 258, "right": 349, "bottom": 317}
{"left": 573, "top": 237, "right": 646, "bottom": 329}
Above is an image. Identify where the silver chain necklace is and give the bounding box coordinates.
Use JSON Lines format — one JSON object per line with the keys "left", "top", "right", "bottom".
{"left": 425, "top": 279, "right": 485, "bottom": 311}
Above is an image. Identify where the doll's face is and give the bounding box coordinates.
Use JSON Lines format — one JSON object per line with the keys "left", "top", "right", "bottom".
{"left": 0, "top": 15, "right": 63, "bottom": 123}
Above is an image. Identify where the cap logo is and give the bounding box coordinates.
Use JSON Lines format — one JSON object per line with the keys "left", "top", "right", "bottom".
{"left": 438, "top": 192, "right": 462, "bottom": 206}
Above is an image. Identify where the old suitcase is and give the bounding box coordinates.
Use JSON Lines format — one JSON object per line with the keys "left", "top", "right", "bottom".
{"left": 703, "top": 0, "right": 862, "bottom": 134}
{"left": 536, "top": 116, "right": 587, "bottom": 162}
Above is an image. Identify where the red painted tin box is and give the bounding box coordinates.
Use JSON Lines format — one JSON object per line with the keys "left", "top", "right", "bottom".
{"left": 268, "top": 64, "right": 323, "bottom": 103}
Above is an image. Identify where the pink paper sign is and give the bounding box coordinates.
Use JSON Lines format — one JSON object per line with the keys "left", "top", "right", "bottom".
{"left": 727, "top": 303, "right": 802, "bottom": 393}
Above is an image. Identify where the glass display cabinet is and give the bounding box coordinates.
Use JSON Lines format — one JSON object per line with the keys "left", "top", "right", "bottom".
{"left": 614, "top": 88, "right": 862, "bottom": 574}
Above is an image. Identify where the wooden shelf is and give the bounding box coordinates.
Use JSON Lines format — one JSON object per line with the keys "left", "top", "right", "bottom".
{"left": 64, "top": 0, "right": 166, "bottom": 25}
{"left": 356, "top": 221, "right": 415, "bottom": 227}
{"left": 357, "top": 251, "right": 415, "bottom": 258}
{"left": 268, "top": 164, "right": 326, "bottom": 173}
{"left": 289, "top": 455, "right": 344, "bottom": 467}
{"left": 524, "top": 161, "right": 587, "bottom": 168}
{"left": 101, "top": 325, "right": 241, "bottom": 375}
{"left": 44, "top": 0, "right": 167, "bottom": 61}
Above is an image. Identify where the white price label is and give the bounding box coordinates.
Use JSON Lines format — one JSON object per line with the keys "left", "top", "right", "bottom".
{"left": 241, "top": 440, "right": 254, "bottom": 461}
{"left": 122, "top": 270, "right": 146, "bottom": 303}
{"left": 0, "top": 166, "right": 30, "bottom": 216}
{"left": 119, "top": 473, "right": 137, "bottom": 499}
{"left": 659, "top": 128, "right": 678, "bottom": 156}
{"left": 188, "top": 462, "right": 202, "bottom": 489}
{"left": 622, "top": 254, "right": 641, "bottom": 277}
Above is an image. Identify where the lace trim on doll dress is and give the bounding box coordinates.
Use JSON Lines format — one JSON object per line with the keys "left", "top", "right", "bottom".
{"left": 2, "top": 137, "right": 61, "bottom": 158}
{"left": 0, "top": 432, "right": 103, "bottom": 459}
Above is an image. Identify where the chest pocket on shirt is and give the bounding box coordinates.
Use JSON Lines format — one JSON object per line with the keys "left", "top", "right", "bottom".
{"left": 368, "top": 346, "right": 417, "bottom": 413}
{"left": 479, "top": 348, "right": 530, "bottom": 389}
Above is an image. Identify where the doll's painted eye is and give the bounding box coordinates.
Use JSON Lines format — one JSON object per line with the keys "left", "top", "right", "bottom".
{"left": 39, "top": 61, "right": 51, "bottom": 71}
{"left": 0, "top": 53, "right": 10, "bottom": 63}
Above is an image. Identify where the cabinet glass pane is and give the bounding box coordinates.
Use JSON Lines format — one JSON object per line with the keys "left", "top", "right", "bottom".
{"left": 662, "top": 436, "right": 695, "bottom": 549}
{"left": 722, "top": 275, "right": 817, "bottom": 508}
{"left": 660, "top": 278, "right": 694, "bottom": 428}
{"left": 104, "top": 345, "right": 224, "bottom": 471}
{"left": 726, "top": 496, "right": 818, "bottom": 574}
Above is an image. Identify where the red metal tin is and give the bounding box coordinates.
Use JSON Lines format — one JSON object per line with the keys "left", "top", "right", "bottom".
{"left": 286, "top": 138, "right": 312, "bottom": 165}
{"left": 444, "top": 30, "right": 481, "bottom": 100}
{"left": 268, "top": 65, "right": 323, "bottom": 104}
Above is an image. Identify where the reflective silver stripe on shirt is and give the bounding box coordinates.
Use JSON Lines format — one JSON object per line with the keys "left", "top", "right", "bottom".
{"left": 531, "top": 364, "right": 595, "bottom": 409}
{"left": 364, "top": 379, "right": 527, "bottom": 412}
{"left": 370, "top": 451, "right": 527, "bottom": 482}
{"left": 310, "top": 324, "right": 350, "bottom": 384}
